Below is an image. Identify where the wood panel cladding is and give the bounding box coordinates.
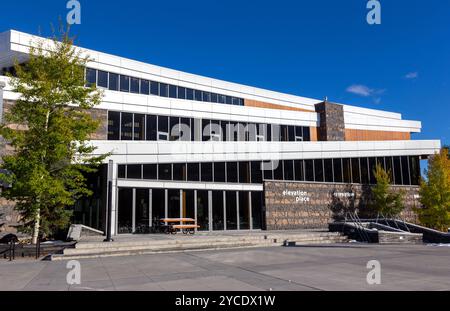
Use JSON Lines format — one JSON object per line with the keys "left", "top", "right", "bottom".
{"left": 310, "top": 127, "right": 318, "bottom": 141}
{"left": 345, "top": 129, "right": 411, "bottom": 141}
{"left": 244, "top": 99, "right": 313, "bottom": 113}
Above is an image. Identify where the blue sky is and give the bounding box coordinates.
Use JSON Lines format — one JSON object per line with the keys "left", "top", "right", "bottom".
{"left": 1, "top": 0, "right": 449, "bottom": 145}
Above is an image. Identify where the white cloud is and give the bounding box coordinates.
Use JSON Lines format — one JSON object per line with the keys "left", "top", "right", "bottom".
{"left": 346, "top": 84, "right": 385, "bottom": 97}
{"left": 405, "top": 72, "right": 419, "bottom": 79}
{"left": 346, "top": 84, "right": 373, "bottom": 97}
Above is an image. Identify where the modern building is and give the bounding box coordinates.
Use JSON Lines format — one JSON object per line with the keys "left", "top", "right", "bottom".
{"left": 0, "top": 30, "right": 441, "bottom": 236}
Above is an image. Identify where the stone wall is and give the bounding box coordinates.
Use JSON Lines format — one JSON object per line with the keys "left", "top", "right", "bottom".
{"left": 0, "top": 195, "right": 20, "bottom": 235}
{"left": 314, "top": 101, "right": 345, "bottom": 141}
{"left": 264, "top": 181, "right": 420, "bottom": 230}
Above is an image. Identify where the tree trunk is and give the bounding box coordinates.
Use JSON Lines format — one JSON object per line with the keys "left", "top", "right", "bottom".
{"left": 31, "top": 208, "right": 41, "bottom": 245}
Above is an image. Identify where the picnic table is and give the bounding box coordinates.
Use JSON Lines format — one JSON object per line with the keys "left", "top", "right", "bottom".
{"left": 160, "top": 218, "right": 200, "bottom": 235}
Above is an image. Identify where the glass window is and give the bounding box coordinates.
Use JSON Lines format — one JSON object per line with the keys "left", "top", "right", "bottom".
{"left": 130, "top": 77, "right": 140, "bottom": 93}
{"left": 168, "top": 189, "right": 180, "bottom": 219}
{"left": 158, "top": 164, "right": 172, "bottom": 180}
{"left": 150, "top": 81, "right": 159, "bottom": 95}
{"left": 273, "top": 160, "right": 283, "bottom": 180}
{"left": 108, "top": 73, "right": 119, "bottom": 91}
{"left": 120, "top": 112, "right": 133, "bottom": 140}
{"left": 295, "top": 126, "right": 303, "bottom": 141}
{"left": 186, "top": 88, "right": 194, "bottom": 100}
{"left": 133, "top": 114, "right": 145, "bottom": 141}
{"left": 343, "top": 158, "right": 352, "bottom": 183}
{"left": 177, "top": 87, "right": 186, "bottom": 99}
{"left": 212, "top": 191, "right": 224, "bottom": 231}
{"left": 211, "top": 93, "right": 218, "bottom": 103}
{"left": 202, "top": 92, "right": 211, "bottom": 102}
{"left": 360, "top": 158, "right": 369, "bottom": 184}
{"left": 409, "top": 156, "right": 420, "bottom": 185}
{"left": 225, "top": 96, "right": 232, "bottom": 105}
{"left": 159, "top": 83, "right": 168, "bottom": 97}
{"left": 238, "top": 192, "right": 250, "bottom": 230}
{"left": 227, "top": 162, "right": 238, "bottom": 183}
{"left": 201, "top": 163, "right": 213, "bottom": 182}
{"left": 263, "top": 161, "right": 273, "bottom": 180}
{"left": 333, "top": 159, "right": 343, "bottom": 183}
{"left": 118, "top": 165, "right": 126, "bottom": 178}
{"left": 173, "top": 163, "right": 186, "bottom": 181}
{"left": 182, "top": 190, "right": 195, "bottom": 219}
{"left": 170, "top": 117, "right": 180, "bottom": 141}
{"left": 197, "top": 190, "right": 209, "bottom": 231}
{"left": 135, "top": 189, "right": 149, "bottom": 231}
{"left": 214, "top": 162, "right": 226, "bottom": 182}
{"left": 351, "top": 158, "right": 361, "bottom": 184}
{"left": 202, "top": 119, "right": 211, "bottom": 141}
{"left": 239, "top": 162, "right": 250, "bottom": 183}
{"left": 143, "top": 164, "right": 157, "bottom": 179}
{"left": 218, "top": 94, "right": 226, "bottom": 104}
{"left": 107, "top": 111, "right": 120, "bottom": 140}
{"left": 314, "top": 159, "right": 324, "bottom": 182}
{"left": 140, "top": 79, "right": 150, "bottom": 95}
{"left": 303, "top": 127, "right": 311, "bottom": 141}
{"left": 127, "top": 165, "right": 142, "bottom": 179}
{"left": 385, "top": 157, "right": 394, "bottom": 182}
{"left": 158, "top": 116, "right": 169, "bottom": 141}
{"left": 169, "top": 85, "right": 177, "bottom": 98}
{"left": 324, "top": 159, "right": 333, "bottom": 182}
{"left": 369, "top": 157, "right": 377, "bottom": 184}
{"left": 401, "top": 156, "right": 411, "bottom": 185}
{"left": 232, "top": 97, "right": 240, "bottom": 106}
{"left": 118, "top": 188, "right": 133, "bottom": 234}
{"left": 221, "top": 121, "right": 229, "bottom": 141}
{"left": 210, "top": 120, "right": 221, "bottom": 141}
{"left": 152, "top": 189, "right": 165, "bottom": 221}
{"left": 294, "top": 160, "right": 304, "bottom": 181}
{"left": 251, "top": 192, "right": 263, "bottom": 230}
{"left": 251, "top": 161, "right": 263, "bottom": 184}
{"left": 180, "top": 118, "right": 191, "bottom": 141}
{"left": 120, "top": 75, "right": 130, "bottom": 92}
{"left": 305, "top": 160, "right": 314, "bottom": 181}
{"left": 393, "top": 156, "right": 403, "bottom": 185}
{"left": 226, "top": 191, "right": 237, "bottom": 230}
{"left": 280, "top": 125, "right": 288, "bottom": 142}
{"left": 191, "top": 119, "right": 202, "bottom": 141}
{"left": 85, "top": 68, "right": 97, "bottom": 86}
{"left": 284, "top": 160, "right": 294, "bottom": 181}
{"left": 267, "top": 124, "right": 272, "bottom": 141}
{"left": 288, "top": 126, "right": 295, "bottom": 142}
{"left": 194, "top": 89, "right": 202, "bottom": 101}
{"left": 97, "top": 70, "right": 108, "bottom": 88}
{"left": 187, "top": 163, "right": 200, "bottom": 182}
{"left": 146, "top": 115, "right": 157, "bottom": 141}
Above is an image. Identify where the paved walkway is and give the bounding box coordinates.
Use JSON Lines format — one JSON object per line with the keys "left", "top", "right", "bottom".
{"left": 1, "top": 243, "right": 449, "bottom": 291}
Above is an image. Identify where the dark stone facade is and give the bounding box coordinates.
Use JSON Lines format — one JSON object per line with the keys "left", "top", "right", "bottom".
{"left": 314, "top": 101, "right": 345, "bottom": 141}
{"left": 264, "top": 180, "right": 420, "bottom": 230}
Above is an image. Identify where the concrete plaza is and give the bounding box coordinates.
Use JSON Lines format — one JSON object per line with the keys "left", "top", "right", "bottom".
{"left": 1, "top": 243, "right": 449, "bottom": 291}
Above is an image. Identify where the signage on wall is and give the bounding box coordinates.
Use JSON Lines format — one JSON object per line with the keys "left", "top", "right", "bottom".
{"left": 282, "top": 190, "right": 310, "bottom": 203}
{"left": 333, "top": 192, "right": 355, "bottom": 199}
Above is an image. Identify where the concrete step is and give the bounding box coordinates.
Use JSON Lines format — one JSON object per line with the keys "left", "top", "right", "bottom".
{"left": 51, "top": 232, "right": 349, "bottom": 260}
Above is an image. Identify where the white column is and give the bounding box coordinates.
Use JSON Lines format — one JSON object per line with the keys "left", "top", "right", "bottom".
{"left": 0, "top": 81, "right": 5, "bottom": 124}
{"left": 110, "top": 162, "right": 119, "bottom": 236}
{"left": 132, "top": 188, "right": 136, "bottom": 233}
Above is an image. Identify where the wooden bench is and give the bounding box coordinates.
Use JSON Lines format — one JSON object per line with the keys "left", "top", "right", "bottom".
{"left": 160, "top": 218, "right": 198, "bottom": 235}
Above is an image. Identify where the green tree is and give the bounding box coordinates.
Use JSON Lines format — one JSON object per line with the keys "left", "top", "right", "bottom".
{"left": 370, "top": 163, "right": 405, "bottom": 217}
{"left": 417, "top": 148, "right": 450, "bottom": 231}
{"left": 0, "top": 28, "right": 106, "bottom": 243}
